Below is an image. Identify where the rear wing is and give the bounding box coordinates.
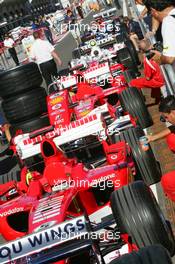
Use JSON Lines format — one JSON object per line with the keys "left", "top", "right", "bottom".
{"left": 14, "top": 113, "right": 104, "bottom": 160}
{"left": 80, "top": 35, "right": 117, "bottom": 54}
{"left": 14, "top": 111, "right": 132, "bottom": 160}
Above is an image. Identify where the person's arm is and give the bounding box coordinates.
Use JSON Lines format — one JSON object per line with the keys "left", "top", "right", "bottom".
{"left": 147, "top": 128, "right": 171, "bottom": 142}
{"left": 145, "top": 17, "right": 159, "bottom": 38}
{"left": 139, "top": 6, "right": 148, "bottom": 20}
{"left": 144, "top": 57, "right": 153, "bottom": 80}
{"left": 47, "top": 42, "right": 62, "bottom": 66}
{"left": 151, "top": 49, "right": 175, "bottom": 65}
{"left": 151, "top": 17, "right": 160, "bottom": 34}
{"left": 51, "top": 50, "right": 62, "bottom": 66}
{"left": 3, "top": 124, "right": 11, "bottom": 142}
{"left": 160, "top": 55, "right": 175, "bottom": 64}
{"left": 29, "top": 47, "right": 36, "bottom": 62}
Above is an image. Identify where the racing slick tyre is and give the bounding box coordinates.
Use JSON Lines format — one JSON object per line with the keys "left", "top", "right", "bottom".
{"left": 112, "top": 126, "right": 161, "bottom": 185}
{"left": 0, "top": 63, "right": 43, "bottom": 99}
{"left": 122, "top": 69, "right": 136, "bottom": 83}
{"left": 58, "top": 68, "right": 70, "bottom": 77}
{"left": 111, "top": 181, "right": 175, "bottom": 256}
{"left": 2, "top": 88, "right": 47, "bottom": 123}
{"left": 10, "top": 115, "right": 50, "bottom": 135}
{"left": 0, "top": 168, "right": 21, "bottom": 184}
{"left": 125, "top": 39, "right": 140, "bottom": 66}
{"left": 117, "top": 47, "right": 139, "bottom": 74}
{"left": 102, "top": 112, "right": 115, "bottom": 125}
{"left": 119, "top": 87, "right": 153, "bottom": 128}
{"left": 109, "top": 245, "right": 173, "bottom": 264}
{"left": 72, "top": 48, "right": 83, "bottom": 59}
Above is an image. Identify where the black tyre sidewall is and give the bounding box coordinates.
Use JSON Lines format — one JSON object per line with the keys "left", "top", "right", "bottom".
{"left": 125, "top": 39, "right": 140, "bottom": 66}
{"left": 111, "top": 181, "right": 175, "bottom": 256}
{"left": 10, "top": 115, "right": 50, "bottom": 135}
{"left": 0, "top": 63, "right": 43, "bottom": 98}
{"left": 119, "top": 87, "right": 153, "bottom": 128}
{"left": 112, "top": 126, "right": 161, "bottom": 185}
{"left": 2, "top": 88, "right": 47, "bottom": 123}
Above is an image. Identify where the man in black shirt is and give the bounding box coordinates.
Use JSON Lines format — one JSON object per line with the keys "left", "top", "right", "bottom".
{"left": 148, "top": 95, "right": 175, "bottom": 153}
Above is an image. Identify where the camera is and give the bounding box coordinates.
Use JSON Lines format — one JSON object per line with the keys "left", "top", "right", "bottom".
{"left": 145, "top": 42, "right": 163, "bottom": 60}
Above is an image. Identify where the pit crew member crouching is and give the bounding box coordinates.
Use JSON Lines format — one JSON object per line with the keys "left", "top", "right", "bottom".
{"left": 148, "top": 96, "right": 175, "bottom": 202}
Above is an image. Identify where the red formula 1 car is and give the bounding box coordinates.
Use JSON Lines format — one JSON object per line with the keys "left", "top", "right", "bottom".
{"left": 65, "top": 60, "right": 153, "bottom": 129}
{"left": 0, "top": 135, "right": 174, "bottom": 263}
{"left": 73, "top": 11, "right": 141, "bottom": 78}
{"left": 13, "top": 89, "right": 160, "bottom": 186}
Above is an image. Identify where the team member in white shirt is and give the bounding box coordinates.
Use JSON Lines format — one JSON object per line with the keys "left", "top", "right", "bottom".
{"left": 144, "top": 0, "right": 175, "bottom": 65}
{"left": 30, "top": 31, "right": 62, "bottom": 87}
{"left": 4, "top": 34, "right": 19, "bottom": 66}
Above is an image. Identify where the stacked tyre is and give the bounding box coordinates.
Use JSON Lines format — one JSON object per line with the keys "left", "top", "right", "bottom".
{"left": 0, "top": 63, "right": 50, "bottom": 135}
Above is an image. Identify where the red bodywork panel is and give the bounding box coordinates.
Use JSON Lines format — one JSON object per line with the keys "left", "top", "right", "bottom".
{"left": 0, "top": 138, "right": 131, "bottom": 242}
{"left": 47, "top": 90, "right": 73, "bottom": 127}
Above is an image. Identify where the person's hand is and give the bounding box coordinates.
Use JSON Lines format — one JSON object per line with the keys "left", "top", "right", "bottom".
{"left": 32, "top": 57, "right": 37, "bottom": 61}
{"left": 146, "top": 134, "right": 156, "bottom": 143}
{"left": 3, "top": 123, "right": 12, "bottom": 143}
{"left": 138, "top": 14, "right": 144, "bottom": 20}
{"left": 3, "top": 123, "right": 11, "bottom": 130}
{"left": 151, "top": 49, "right": 161, "bottom": 56}
{"left": 145, "top": 30, "right": 156, "bottom": 39}
{"left": 151, "top": 50, "right": 162, "bottom": 64}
